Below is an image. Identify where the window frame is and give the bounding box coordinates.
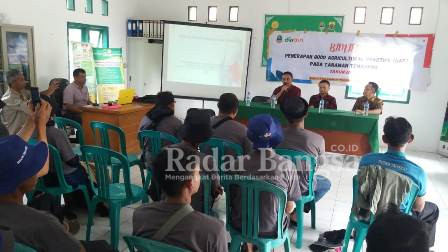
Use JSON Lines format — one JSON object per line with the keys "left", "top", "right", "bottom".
{"left": 229, "top": 6, "right": 239, "bottom": 22}
{"left": 208, "top": 6, "right": 218, "bottom": 22}
{"left": 380, "top": 7, "right": 394, "bottom": 25}
{"left": 102, "top": 0, "right": 109, "bottom": 16}
{"left": 66, "top": 0, "right": 75, "bottom": 11}
{"left": 188, "top": 6, "right": 197, "bottom": 22}
{"left": 353, "top": 6, "right": 367, "bottom": 24}
{"left": 409, "top": 7, "right": 423, "bottom": 25}
{"left": 85, "top": 0, "right": 93, "bottom": 14}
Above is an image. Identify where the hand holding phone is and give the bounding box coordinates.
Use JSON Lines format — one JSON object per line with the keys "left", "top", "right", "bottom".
{"left": 30, "top": 87, "right": 41, "bottom": 109}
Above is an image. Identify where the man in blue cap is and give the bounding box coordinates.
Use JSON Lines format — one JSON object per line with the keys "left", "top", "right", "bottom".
{"left": 227, "top": 114, "right": 301, "bottom": 251}
{"left": 0, "top": 100, "right": 86, "bottom": 252}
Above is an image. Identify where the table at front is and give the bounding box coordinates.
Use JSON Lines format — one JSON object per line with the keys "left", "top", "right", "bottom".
{"left": 81, "top": 103, "right": 154, "bottom": 154}
{"left": 236, "top": 102, "right": 379, "bottom": 156}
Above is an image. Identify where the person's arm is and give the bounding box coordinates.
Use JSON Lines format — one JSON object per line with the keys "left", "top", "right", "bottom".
{"left": 40, "top": 79, "right": 60, "bottom": 97}
{"left": 35, "top": 100, "right": 52, "bottom": 177}
{"left": 274, "top": 86, "right": 289, "bottom": 100}
{"left": 17, "top": 103, "right": 36, "bottom": 141}
{"left": 413, "top": 196, "right": 426, "bottom": 212}
{"left": 308, "top": 96, "right": 316, "bottom": 108}
{"left": 64, "top": 103, "right": 83, "bottom": 113}
{"left": 367, "top": 108, "right": 382, "bottom": 115}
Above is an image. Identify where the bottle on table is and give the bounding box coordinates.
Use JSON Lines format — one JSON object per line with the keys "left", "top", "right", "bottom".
{"left": 245, "top": 92, "right": 251, "bottom": 106}
{"left": 318, "top": 99, "right": 325, "bottom": 113}
{"left": 363, "top": 101, "right": 370, "bottom": 116}
{"left": 270, "top": 95, "right": 277, "bottom": 108}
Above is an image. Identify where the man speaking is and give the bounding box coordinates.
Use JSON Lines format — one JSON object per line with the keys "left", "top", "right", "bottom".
{"left": 272, "top": 71, "right": 301, "bottom": 104}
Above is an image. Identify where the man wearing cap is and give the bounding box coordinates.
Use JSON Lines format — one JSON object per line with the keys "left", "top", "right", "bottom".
{"left": 211, "top": 93, "right": 252, "bottom": 154}
{"left": 139, "top": 91, "right": 182, "bottom": 136}
{"left": 148, "top": 109, "right": 222, "bottom": 213}
{"left": 226, "top": 114, "right": 301, "bottom": 250}
{"left": 279, "top": 96, "right": 331, "bottom": 214}
{"left": 0, "top": 100, "right": 87, "bottom": 251}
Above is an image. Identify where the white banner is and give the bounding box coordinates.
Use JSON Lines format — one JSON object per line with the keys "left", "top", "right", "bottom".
{"left": 266, "top": 31, "right": 431, "bottom": 90}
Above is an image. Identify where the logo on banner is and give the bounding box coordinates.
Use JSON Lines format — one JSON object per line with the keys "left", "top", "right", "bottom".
{"left": 284, "top": 36, "right": 304, "bottom": 43}
{"left": 276, "top": 35, "right": 283, "bottom": 43}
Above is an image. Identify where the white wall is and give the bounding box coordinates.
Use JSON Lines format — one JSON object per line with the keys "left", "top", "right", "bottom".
{"left": 0, "top": 0, "right": 140, "bottom": 89}
{"left": 132, "top": 0, "right": 448, "bottom": 153}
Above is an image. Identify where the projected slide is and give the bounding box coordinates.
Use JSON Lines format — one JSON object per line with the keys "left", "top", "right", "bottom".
{"left": 162, "top": 22, "right": 252, "bottom": 100}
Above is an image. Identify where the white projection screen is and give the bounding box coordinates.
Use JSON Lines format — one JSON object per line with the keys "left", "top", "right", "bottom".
{"left": 162, "top": 21, "right": 252, "bottom": 100}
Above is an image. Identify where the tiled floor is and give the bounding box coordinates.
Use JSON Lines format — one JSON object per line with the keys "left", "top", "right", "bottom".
{"left": 70, "top": 150, "right": 448, "bottom": 252}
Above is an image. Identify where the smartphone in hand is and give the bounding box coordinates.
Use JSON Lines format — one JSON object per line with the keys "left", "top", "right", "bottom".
{"left": 30, "top": 87, "right": 41, "bottom": 109}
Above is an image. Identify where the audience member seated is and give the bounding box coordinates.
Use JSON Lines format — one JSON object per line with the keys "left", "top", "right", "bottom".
{"left": 308, "top": 80, "right": 337, "bottom": 109}
{"left": 226, "top": 114, "right": 301, "bottom": 251}
{"left": 1, "top": 69, "right": 31, "bottom": 135}
{"left": 352, "top": 82, "right": 383, "bottom": 115}
{"left": 355, "top": 117, "right": 439, "bottom": 247}
{"left": 40, "top": 95, "right": 108, "bottom": 217}
{"left": 63, "top": 68, "right": 91, "bottom": 124}
{"left": 211, "top": 93, "right": 252, "bottom": 154}
{"left": 279, "top": 96, "right": 331, "bottom": 214}
{"left": 148, "top": 109, "right": 222, "bottom": 213}
{"left": 133, "top": 147, "right": 228, "bottom": 252}
{"left": 139, "top": 91, "right": 182, "bottom": 167}
{"left": 366, "top": 204, "right": 430, "bottom": 252}
{"left": 272, "top": 71, "right": 301, "bottom": 104}
{"left": 41, "top": 78, "right": 68, "bottom": 117}
{"left": 139, "top": 91, "right": 182, "bottom": 135}
{"left": 0, "top": 101, "right": 114, "bottom": 252}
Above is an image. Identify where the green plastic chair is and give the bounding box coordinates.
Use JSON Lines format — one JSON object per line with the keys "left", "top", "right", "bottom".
{"left": 342, "top": 174, "right": 420, "bottom": 252}
{"left": 35, "top": 144, "right": 91, "bottom": 212}
{"left": 90, "top": 121, "right": 145, "bottom": 185}
{"left": 275, "top": 148, "right": 317, "bottom": 248}
{"left": 123, "top": 235, "right": 190, "bottom": 252}
{"left": 199, "top": 137, "right": 243, "bottom": 177}
{"left": 225, "top": 176, "right": 291, "bottom": 252}
{"left": 14, "top": 243, "right": 37, "bottom": 252}
{"left": 81, "top": 145, "right": 146, "bottom": 250}
{"left": 54, "top": 116, "right": 85, "bottom": 156}
{"left": 138, "top": 130, "right": 180, "bottom": 191}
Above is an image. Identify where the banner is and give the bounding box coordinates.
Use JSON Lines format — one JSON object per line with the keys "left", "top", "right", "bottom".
{"left": 70, "top": 42, "right": 97, "bottom": 103}
{"left": 92, "top": 48, "right": 125, "bottom": 103}
{"left": 262, "top": 15, "right": 344, "bottom": 66}
{"left": 266, "top": 31, "right": 430, "bottom": 91}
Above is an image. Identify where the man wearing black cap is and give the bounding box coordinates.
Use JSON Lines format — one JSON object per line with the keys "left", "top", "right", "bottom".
{"left": 139, "top": 91, "right": 182, "bottom": 136}
{"left": 211, "top": 93, "right": 252, "bottom": 154}
{"left": 279, "top": 96, "right": 331, "bottom": 212}
{"left": 148, "top": 109, "right": 222, "bottom": 213}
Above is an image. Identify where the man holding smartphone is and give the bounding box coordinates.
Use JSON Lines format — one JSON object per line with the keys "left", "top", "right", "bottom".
{"left": 0, "top": 70, "right": 30, "bottom": 135}
{"left": 1, "top": 69, "right": 60, "bottom": 135}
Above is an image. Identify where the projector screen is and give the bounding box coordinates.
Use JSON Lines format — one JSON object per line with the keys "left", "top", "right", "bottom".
{"left": 162, "top": 22, "right": 252, "bottom": 100}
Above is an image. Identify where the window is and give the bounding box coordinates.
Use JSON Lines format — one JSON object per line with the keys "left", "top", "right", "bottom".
{"left": 354, "top": 7, "right": 366, "bottom": 24}
{"left": 229, "top": 6, "right": 239, "bottom": 22}
{"left": 188, "top": 6, "right": 197, "bottom": 21}
{"left": 380, "top": 7, "right": 394, "bottom": 25}
{"left": 208, "top": 6, "right": 217, "bottom": 22}
{"left": 102, "top": 0, "right": 109, "bottom": 16}
{"left": 67, "top": 22, "right": 109, "bottom": 48}
{"left": 66, "top": 0, "right": 75, "bottom": 11}
{"left": 409, "top": 7, "right": 423, "bottom": 25}
{"left": 85, "top": 0, "right": 93, "bottom": 13}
